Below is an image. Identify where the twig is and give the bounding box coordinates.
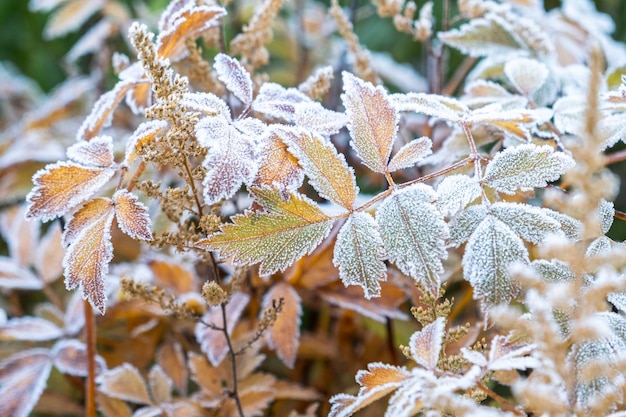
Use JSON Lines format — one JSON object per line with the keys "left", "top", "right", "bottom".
{"left": 476, "top": 381, "right": 526, "bottom": 417}
{"left": 84, "top": 301, "right": 97, "bottom": 417}
{"left": 442, "top": 57, "right": 477, "bottom": 97}
{"left": 385, "top": 318, "right": 398, "bottom": 365}
{"left": 221, "top": 302, "right": 245, "bottom": 417}
{"left": 604, "top": 149, "right": 626, "bottom": 165}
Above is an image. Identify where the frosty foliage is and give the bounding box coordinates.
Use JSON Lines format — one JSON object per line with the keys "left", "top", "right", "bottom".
{"left": 333, "top": 212, "right": 387, "bottom": 299}
{"left": 436, "top": 174, "right": 482, "bottom": 217}
{"left": 12, "top": 0, "right": 626, "bottom": 416}
{"left": 214, "top": 53, "right": 253, "bottom": 106}
{"left": 376, "top": 185, "right": 448, "bottom": 294}
{"left": 483, "top": 144, "right": 575, "bottom": 194}
{"left": 463, "top": 215, "right": 529, "bottom": 309}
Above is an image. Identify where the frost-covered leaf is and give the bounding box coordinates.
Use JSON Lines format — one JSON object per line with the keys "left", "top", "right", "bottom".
{"left": 328, "top": 362, "right": 410, "bottom": 417}
{"left": 532, "top": 259, "right": 575, "bottom": 283}
{"left": 294, "top": 102, "right": 348, "bottom": 136}
{"left": 598, "top": 114, "right": 626, "bottom": 150}
{"left": 0, "top": 257, "right": 42, "bottom": 290}
{"left": 43, "top": 0, "right": 103, "bottom": 40}
{"left": 148, "top": 365, "right": 172, "bottom": 404}
{"left": 66, "top": 19, "right": 113, "bottom": 62}
{"left": 0, "top": 317, "right": 62, "bottom": 341}
{"left": 97, "top": 363, "right": 151, "bottom": 405}
{"left": 156, "top": 5, "right": 226, "bottom": 60}
{"left": 214, "top": 53, "right": 253, "bottom": 106}
{"left": 439, "top": 13, "right": 525, "bottom": 57}
{"left": 333, "top": 212, "right": 387, "bottom": 299}
{"left": 469, "top": 108, "right": 549, "bottom": 139}
{"left": 252, "top": 130, "right": 303, "bottom": 191}
{"left": 598, "top": 199, "right": 615, "bottom": 235}
{"left": 342, "top": 72, "right": 399, "bottom": 173}
{"left": 0, "top": 205, "right": 38, "bottom": 267}
{"left": 391, "top": 92, "right": 466, "bottom": 122}
{"left": 387, "top": 137, "right": 432, "bottom": 172}
{"left": 436, "top": 174, "right": 482, "bottom": 217}
{"left": 263, "top": 282, "right": 301, "bottom": 368}
{"left": 196, "top": 118, "right": 257, "bottom": 205}
{"left": 483, "top": 144, "right": 574, "bottom": 194}
{"left": 194, "top": 292, "right": 250, "bottom": 366}
{"left": 487, "top": 335, "right": 539, "bottom": 371}
{"left": 409, "top": 317, "right": 445, "bottom": 370}
{"left": 449, "top": 204, "right": 488, "bottom": 246}
{"left": 224, "top": 374, "right": 276, "bottom": 417}
{"left": 51, "top": 339, "right": 107, "bottom": 377}
{"left": 280, "top": 128, "right": 358, "bottom": 210}
{"left": 586, "top": 236, "right": 612, "bottom": 258}
{"left": 198, "top": 188, "right": 332, "bottom": 276}
{"left": 0, "top": 349, "right": 53, "bottom": 417}
{"left": 113, "top": 190, "right": 153, "bottom": 241}
{"left": 26, "top": 162, "right": 115, "bottom": 222}
{"left": 542, "top": 208, "right": 582, "bottom": 241}
{"left": 124, "top": 120, "right": 169, "bottom": 164}
{"left": 463, "top": 215, "right": 529, "bottom": 309}
{"left": 181, "top": 92, "right": 229, "bottom": 117}
{"left": 490, "top": 202, "right": 561, "bottom": 244}
{"left": 77, "top": 80, "right": 134, "bottom": 141}
{"left": 553, "top": 95, "right": 586, "bottom": 135}
{"left": 62, "top": 197, "right": 111, "bottom": 247}
{"left": 63, "top": 199, "right": 115, "bottom": 314}
{"left": 67, "top": 136, "right": 114, "bottom": 168}
{"left": 504, "top": 58, "right": 549, "bottom": 97}
{"left": 252, "top": 82, "right": 310, "bottom": 122}
{"left": 376, "top": 185, "right": 448, "bottom": 294}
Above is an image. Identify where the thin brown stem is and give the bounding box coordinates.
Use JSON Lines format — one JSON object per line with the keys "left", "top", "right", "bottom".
{"left": 125, "top": 161, "right": 146, "bottom": 192}
{"left": 442, "top": 57, "right": 477, "bottom": 97}
{"left": 182, "top": 155, "right": 204, "bottom": 216}
{"left": 385, "top": 318, "right": 398, "bottom": 365}
{"left": 84, "top": 301, "right": 97, "bottom": 417}
{"left": 476, "top": 382, "right": 526, "bottom": 416}
{"left": 220, "top": 302, "right": 245, "bottom": 417}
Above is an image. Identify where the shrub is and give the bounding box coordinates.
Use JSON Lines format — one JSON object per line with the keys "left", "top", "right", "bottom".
{"left": 2, "top": 0, "right": 626, "bottom": 416}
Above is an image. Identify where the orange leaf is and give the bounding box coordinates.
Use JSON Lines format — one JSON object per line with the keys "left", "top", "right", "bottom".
{"left": 77, "top": 80, "right": 135, "bottom": 141}
{"left": 157, "top": 341, "right": 188, "bottom": 395}
{"left": 62, "top": 197, "right": 114, "bottom": 246}
{"left": 63, "top": 200, "right": 115, "bottom": 314}
{"left": 252, "top": 130, "right": 303, "bottom": 190}
{"left": 157, "top": 5, "right": 226, "bottom": 60}
{"left": 97, "top": 363, "right": 152, "bottom": 405}
{"left": 113, "top": 190, "right": 153, "bottom": 241}
{"left": 263, "top": 282, "right": 301, "bottom": 368}
{"left": 149, "top": 257, "right": 197, "bottom": 294}
{"left": 26, "top": 162, "right": 115, "bottom": 222}
{"left": 124, "top": 120, "right": 169, "bottom": 164}
{"left": 341, "top": 72, "right": 399, "bottom": 173}
{"left": 66, "top": 135, "right": 114, "bottom": 167}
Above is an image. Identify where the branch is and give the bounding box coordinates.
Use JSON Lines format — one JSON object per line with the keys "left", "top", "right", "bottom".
{"left": 84, "top": 301, "right": 97, "bottom": 417}
{"left": 220, "top": 302, "right": 245, "bottom": 417}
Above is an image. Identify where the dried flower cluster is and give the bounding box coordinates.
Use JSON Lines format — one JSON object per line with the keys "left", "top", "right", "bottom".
{"left": 2, "top": 0, "right": 626, "bottom": 416}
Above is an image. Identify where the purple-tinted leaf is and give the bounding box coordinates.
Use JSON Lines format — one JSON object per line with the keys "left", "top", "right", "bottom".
{"left": 97, "top": 363, "right": 152, "bottom": 405}
{"left": 67, "top": 136, "right": 114, "bottom": 167}
{"left": 0, "top": 317, "right": 63, "bottom": 341}
{"left": 0, "top": 348, "right": 53, "bottom": 417}
{"left": 51, "top": 339, "right": 107, "bottom": 376}
{"left": 0, "top": 257, "right": 43, "bottom": 290}
{"left": 214, "top": 53, "right": 253, "bottom": 106}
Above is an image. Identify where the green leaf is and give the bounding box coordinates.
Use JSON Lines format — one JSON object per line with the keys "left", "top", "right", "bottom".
{"left": 376, "top": 185, "right": 448, "bottom": 294}
{"left": 463, "top": 215, "right": 529, "bottom": 309}
{"left": 333, "top": 212, "right": 387, "bottom": 299}
{"left": 483, "top": 144, "right": 574, "bottom": 194}
{"left": 197, "top": 188, "right": 333, "bottom": 275}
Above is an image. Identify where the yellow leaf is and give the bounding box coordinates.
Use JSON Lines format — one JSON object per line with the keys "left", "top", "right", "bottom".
{"left": 279, "top": 128, "right": 358, "bottom": 210}
{"left": 26, "top": 162, "right": 115, "bottom": 222}
{"left": 197, "top": 188, "right": 333, "bottom": 275}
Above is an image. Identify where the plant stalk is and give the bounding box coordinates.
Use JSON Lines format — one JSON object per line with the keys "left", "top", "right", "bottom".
{"left": 84, "top": 301, "right": 97, "bottom": 417}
